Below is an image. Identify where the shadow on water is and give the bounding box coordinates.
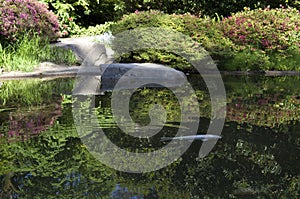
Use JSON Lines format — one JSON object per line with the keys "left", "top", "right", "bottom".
{"left": 0, "top": 75, "right": 299, "bottom": 198}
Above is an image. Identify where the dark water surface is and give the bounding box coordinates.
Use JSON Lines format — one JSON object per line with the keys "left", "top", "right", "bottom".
{"left": 0, "top": 75, "right": 299, "bottom": 198}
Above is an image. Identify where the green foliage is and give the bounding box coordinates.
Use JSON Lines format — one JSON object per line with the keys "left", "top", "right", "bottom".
{"left": 196, "top": 0, "right": 299, "bottom": 17}
{"left": 221, "top": 48, "right": 272, "bottom": 71}
{"left": 0, "top": 35, "right": 77, "bottom": 72}
{"left": 110, "top": 11, "right": 226, "bottom": 71}
{"left": 74, "top": 22, "right": 115, "bottom": 37}
{"left": 120, "top": 0, "right": 300, "bottom": 18}
{"left": 40, "top": 0, "right": 86, "bottom": 36}
{"left": 40, "top": 0, "right": 124, "bottom": 36}
{"left": 37, "top": 0, "right": 300, "bottom": 38}
{"left": 108, "top": 9, "right": 300, "bottom": 71}
{"left": 121, "top": 0, "right": 202, "bottom": 16}
{"left": 111, "top": 10, "right": 184, "bottom": 33}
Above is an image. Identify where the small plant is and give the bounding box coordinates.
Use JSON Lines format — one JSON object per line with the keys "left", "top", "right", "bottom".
{"left": 74, "top": 22, "right": 115, "bottom": 37}
{"left": 0, "top": 0, "right": 60, "bottom": 43}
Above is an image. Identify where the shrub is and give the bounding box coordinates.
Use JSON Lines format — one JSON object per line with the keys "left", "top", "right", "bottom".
{"left": 110, "top": 11, "right": 235, "bottom": 71}
{"left": 217, "top": 7, "right": 300, "bottom": 71}
{"left": 111, "top": 10, "right": 185, "bottom": 33}
{"left": 0, "top": 0, "right": 60, "bottom": 43}
{"left": 110, "top": 9, "right": 300, "bottom": 71}
{"left": 219, "top": 7, "right": 300, "bottom": 51}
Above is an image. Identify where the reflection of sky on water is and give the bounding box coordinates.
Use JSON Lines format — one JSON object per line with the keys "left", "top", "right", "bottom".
{"left": 111, "top": 184, "right": 157, "bottom": 199}
{"left": 111, "top": 184, "right": 142, "bottom": 199}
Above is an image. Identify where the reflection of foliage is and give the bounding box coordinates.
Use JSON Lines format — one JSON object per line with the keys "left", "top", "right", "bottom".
{"left": 225, "top": 76, "right": 300, "bottom": 127}
{"left": 228, "top": 94, "right": 300, "bottom": 128}
{"left": 0, "top": 107, "right": 115, "bottom": 198}
{"left": 0, "top": 76, "right": 299, "bottom": 198}
{"left": 0, "top": 78, "right": 74, "bottom": 106}
{"left": 0, "top": 104, "right": 62, "bottom": 143}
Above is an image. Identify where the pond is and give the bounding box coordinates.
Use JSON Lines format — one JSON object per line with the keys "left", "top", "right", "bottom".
{"left": 0, "top": 75, "right": 299, "bottom": 198}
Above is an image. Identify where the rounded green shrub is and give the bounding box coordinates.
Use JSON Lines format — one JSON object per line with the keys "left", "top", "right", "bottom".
{"left": 110, "top": 11, "right": 235, "bottom": 71}
{"left": 0, "top": 0, "right": 60, "bottom": 43}
{"left": 110, "top": 11, "right": 189, "bottom": 70}
{"left": 111, "top": 10, "right": 185, "bottom": 34}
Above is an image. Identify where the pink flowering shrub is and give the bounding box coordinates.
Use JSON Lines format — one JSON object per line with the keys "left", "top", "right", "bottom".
{"left": 219, "top": 7, "right": 300, "bottom": 51}
{"left": 0, "top": 0, "right": 60, "bottom": 42}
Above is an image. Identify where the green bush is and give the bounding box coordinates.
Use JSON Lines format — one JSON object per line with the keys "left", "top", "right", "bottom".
{"left": 110, "top": 11, "right": 234, "bottom": 71}
{"left": 74, "top": 22, "right": 115, "bottom": 37}
{"left": 110, "top": 11, "right": 188, "bottom": 70}
{"left": 110, "top": 10, "right": 185, "bottom": 33}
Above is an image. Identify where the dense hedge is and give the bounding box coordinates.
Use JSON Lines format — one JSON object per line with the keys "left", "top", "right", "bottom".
{"left": 42, "top": 0, "right": 300, "bottom": 36}
{"left": 0, "top": 0, "right": 60, "bottom": 42}
{"left": 109, "top": 11, "right": 234, "bottom": 71}
{"left": 108, "top": 8, "right": 300, "bottom": 71}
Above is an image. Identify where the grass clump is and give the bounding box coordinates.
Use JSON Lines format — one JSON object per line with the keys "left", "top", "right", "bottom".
{"left": 0, "top": 35, "right": 77, "bottom": 72}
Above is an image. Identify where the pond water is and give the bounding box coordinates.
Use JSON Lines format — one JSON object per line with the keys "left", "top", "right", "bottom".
{"left": 0, "top": 75, "right": 299, "bottom": 198}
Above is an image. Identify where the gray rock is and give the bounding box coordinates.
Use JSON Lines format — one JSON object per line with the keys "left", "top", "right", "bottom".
{"left": 54, "top": 36, "right": 109, "bottom": 65}
{"left": 73, "top": 63, "right": 187, "bottom": 95}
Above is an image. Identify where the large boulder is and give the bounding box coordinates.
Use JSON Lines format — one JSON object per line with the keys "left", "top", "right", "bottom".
{"left": 73, "top": 63, "right": 187, "bottom": 95}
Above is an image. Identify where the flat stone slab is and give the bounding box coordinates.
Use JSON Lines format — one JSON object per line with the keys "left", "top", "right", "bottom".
{"left": 0, "top": 62, "right": 80, "bottom": 80}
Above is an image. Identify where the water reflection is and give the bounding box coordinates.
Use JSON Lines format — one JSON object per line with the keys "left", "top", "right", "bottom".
{"left": 0, "top": 76, "right": 299, "bottom": 198}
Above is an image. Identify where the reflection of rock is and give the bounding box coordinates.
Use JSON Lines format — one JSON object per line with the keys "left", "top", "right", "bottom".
{"left": 100, "top": 63, "right": 187, "bottom": 91}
